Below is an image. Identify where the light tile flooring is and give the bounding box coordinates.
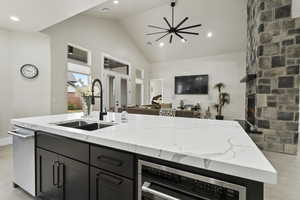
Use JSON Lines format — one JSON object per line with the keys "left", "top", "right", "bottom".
{"left": 0, "top": 145, "right": 300, "bottom": 200}
{"left": 0, "top": 146, "right": 32, "bottom": 200}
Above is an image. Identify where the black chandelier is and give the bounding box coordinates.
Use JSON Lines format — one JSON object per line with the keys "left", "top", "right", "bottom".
{"left": 146, "top": 0, "right": 202, "bottom": 44}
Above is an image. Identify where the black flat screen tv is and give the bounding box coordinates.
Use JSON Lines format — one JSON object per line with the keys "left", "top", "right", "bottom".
{"left": 175, "top": 75, "right": 208, "bottom": 95}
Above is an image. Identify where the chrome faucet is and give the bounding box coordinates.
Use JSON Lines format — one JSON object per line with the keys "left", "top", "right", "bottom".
{"left": 91, "top": 79, "right": 107, "bottom": 121}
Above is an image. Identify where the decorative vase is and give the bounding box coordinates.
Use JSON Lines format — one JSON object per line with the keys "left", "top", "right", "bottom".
{"left": 216, "top": 115, "right": 224, "bottom": 120}
{"left": 81, "top": 96, "right": 92, "bottom": 117}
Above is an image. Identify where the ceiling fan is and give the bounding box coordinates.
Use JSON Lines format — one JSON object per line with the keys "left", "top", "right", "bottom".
{"left": 146, "top": 0, "right": 202, "bottom": 44}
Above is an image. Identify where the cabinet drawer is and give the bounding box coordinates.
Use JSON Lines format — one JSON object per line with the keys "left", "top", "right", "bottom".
{"left": 36, "top": 132, "right": 89, "bottom": 163}
{"left": 90, "top": 167, "right": 133, "bottom": 200}
{"left": 90, "top": 145, "right": 134, "bottom": 179}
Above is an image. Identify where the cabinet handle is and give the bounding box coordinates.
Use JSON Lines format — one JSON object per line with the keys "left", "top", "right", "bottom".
{"left": 142, "top": 182, "right": 181, "bottom": 200}
{"left": 52, "top": 161, "right": 59, "bottom": 186}
{"left": 97, "top": 172, "right": 123, "bottom": 185}
{"left": 97, "top": 155, "right": 123, "bottom": 167}
{"left": 58, "top": 163, "right": 65, "bottom": 189}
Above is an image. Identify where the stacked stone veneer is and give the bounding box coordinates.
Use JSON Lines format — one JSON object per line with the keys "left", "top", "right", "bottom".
{"left": 247, "top": 0, "right": 300, "bottom": 154}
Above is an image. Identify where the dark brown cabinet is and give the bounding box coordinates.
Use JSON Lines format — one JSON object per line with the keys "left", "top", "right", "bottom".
{"left": 36, "top": 148, "right": 62, "bottom": 200}
{"left": 36, "top": 132, "right": 135, "bottom": 200}
{"left": 90, "top": 145, "right": 134, "bottom": 179}
{"left": 36, "top": 148, "right": 89, "bottom": 200}
{"left": 90, "top": 167, "right": 134, "bottom": 200}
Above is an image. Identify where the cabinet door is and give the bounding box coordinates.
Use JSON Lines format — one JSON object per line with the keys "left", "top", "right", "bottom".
{"left": 36, "top": 148, "right": 62, "bottom": 200}
{"left": 90, "top": 167, "right": 134, "bottom": 200}
{"left": 58, "top": 156, "right": 89, "bottom": 200}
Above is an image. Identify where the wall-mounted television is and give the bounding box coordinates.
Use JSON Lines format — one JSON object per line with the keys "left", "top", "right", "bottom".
{"left": 175, "top": 75, "right": 209, "bottom": 95}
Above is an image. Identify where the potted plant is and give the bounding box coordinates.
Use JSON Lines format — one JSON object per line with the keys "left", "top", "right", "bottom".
{"left": 213, "top": 83, "right": 230, "bottom": 120}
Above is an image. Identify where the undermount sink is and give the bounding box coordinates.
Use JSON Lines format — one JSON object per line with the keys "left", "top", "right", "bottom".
{"left": 56, "top": 120, "right": 114, "bottom": 131}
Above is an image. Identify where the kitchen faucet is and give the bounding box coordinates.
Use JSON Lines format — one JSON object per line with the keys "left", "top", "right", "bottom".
{"left": 91, "top": 78, "right": 107, "bottom": 121}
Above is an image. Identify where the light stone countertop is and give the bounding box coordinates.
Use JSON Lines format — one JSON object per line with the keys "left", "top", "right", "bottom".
{"left": 11, "top": 112, "right": 277, "bottom": 184}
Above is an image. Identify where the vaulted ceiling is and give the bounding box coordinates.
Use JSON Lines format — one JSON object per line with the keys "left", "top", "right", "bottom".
{"left": 84, "top": 0, "right": 247, "bottom": 63}
{"left": 0, "top": 0, "right": 108, "bottom": 32}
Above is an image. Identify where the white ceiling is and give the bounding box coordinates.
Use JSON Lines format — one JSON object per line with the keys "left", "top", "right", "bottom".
{"left": 84, "top": 0, "right": 169, "bottom": 20}
{"left": 84, "top": 0, "right": 247, "bottom": 63}
{"left": 0, "top": 0, "right": 108, "bottom": 32}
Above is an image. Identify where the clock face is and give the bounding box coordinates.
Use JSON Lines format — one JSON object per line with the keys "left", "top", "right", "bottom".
{"left": 20, "top": 64, "right": 39, "bottom": 79}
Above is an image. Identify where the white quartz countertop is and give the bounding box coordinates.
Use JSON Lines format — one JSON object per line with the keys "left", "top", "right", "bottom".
{"left": 11, "top": 112, "right": 277, "bottom": 184}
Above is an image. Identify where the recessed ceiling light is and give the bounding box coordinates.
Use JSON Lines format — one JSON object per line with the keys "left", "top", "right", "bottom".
{"left": 159, "top": 42, "right": 165, "bottom": 47}
{"left": 207, "top": 32, "right": 213, "bottom": 38}
{"left": 10, "top": 16, "right": 20, "bottom": 22}
{"left": 113, "top": 0, "right": 119, "bottom": 4}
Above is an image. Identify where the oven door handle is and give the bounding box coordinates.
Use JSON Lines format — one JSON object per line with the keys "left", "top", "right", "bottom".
{"left": 142, "top": 182, "right": 181, "bottom": 200}
{"left": 8, "top": 130, "right": 34, "bottom": 138}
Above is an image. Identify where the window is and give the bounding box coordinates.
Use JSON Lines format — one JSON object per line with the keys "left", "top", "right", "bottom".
{"left": 67, "top": 45, "right": 91, "bottom": 112}
{"left": 104, "top": 57, "right": 129, "bottom": 75}
{"left": 68, "top": 45, "right": 89, "bottom": 64}
{"left": 67, "top": 63, "right": 91, "bottom": 112}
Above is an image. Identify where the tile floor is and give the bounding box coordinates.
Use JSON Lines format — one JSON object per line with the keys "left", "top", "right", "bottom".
{"left": 0, "top": 145, "right": 300, "bottom": 200}
{"left": 0, "top": 146, "right": 32, "bottom": 200}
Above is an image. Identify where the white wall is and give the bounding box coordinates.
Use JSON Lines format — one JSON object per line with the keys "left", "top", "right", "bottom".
{"left": 0, "top": 29, "right": 13, "bottom": 140}
{"left": 293, "top": 0, "right": 300, "bottom": 18}
{"left": 0, "top": 29, "right": 51, "bottom": 141}
{"left": 150, "top": 79, "right": 163, "bottom": 102}
{"left": 10, "top": 32, "right": 51, "bottom": 118}
{"left": 150, "top": 52, "right": 246, "bottom": 120}
{"left": 43, "top": 15, "right": 150, "bottom": 114}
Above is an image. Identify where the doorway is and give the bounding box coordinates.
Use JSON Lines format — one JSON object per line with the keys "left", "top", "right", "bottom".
{"left": 136, "top": 83, "right": 143, "bottom": 106}
{"left": 102, "top": 54, "right": 131, "bottom": 112}
{"left": 107, "top": 75, "right": 115, "bottom": 111}
{"left": 150, "top": 79, "right": 163, "bottom": 103}
{"left": 120, "top": 78, "right": 128, "bottom": 107}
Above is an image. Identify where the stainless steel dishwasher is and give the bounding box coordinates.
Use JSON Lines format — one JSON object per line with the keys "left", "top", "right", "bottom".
{"left": 8, "top": 126, "right": 36, "bottom": 196}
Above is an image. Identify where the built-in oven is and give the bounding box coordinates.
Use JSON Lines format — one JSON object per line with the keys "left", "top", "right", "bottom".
{"left": 138, "top": 160, "right": 246, "bottom": 200}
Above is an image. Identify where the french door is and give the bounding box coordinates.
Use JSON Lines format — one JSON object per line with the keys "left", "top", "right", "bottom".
{"left": 104, "top": 71, "right": 130, "bottom": 112}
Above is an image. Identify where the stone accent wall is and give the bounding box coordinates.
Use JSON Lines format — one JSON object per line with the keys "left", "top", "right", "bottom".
{"left": 247, "top": 0, "right": 300, "bottom": 154}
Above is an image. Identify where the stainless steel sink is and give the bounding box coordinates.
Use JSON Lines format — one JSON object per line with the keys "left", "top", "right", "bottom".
{"left": 56, "top": 120, "right": 114, "bottom": 131}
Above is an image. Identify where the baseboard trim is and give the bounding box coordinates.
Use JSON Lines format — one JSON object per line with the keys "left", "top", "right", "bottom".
{"left": 0, "top": 136, "right": 12, "bottom": 146}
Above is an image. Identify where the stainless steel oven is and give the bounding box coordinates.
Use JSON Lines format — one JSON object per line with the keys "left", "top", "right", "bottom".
{"left": 138, "top": 160, "right": 246, "bottom": 200}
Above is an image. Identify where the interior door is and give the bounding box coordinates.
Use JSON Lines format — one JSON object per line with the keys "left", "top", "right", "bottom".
{"left": 120, "top": 78, "right": 129, "bottom": 108}
{"left": 36, "top": 148, "right": 62, "bottom": 200}
{"left": 105, "top": 74, "right": 117, "bottom": 112}
{"left": 105, "top": 72, "right": 130, "bottom": 111}
{"left": 58, "top": 155, "right": 89, "bottom": 200}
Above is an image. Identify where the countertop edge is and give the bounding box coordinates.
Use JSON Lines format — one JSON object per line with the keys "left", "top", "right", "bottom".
{"left": 11, "top": 119, "right": 277, "bottom": 184}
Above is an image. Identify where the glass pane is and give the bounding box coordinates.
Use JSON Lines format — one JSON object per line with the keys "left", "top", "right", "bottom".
{"left": 67, "top": 72, "right": 90, "bottom": 112}
{"left": 104, "top": 57, "right": 129, "bottom": 75}
{"left": 68, "top": 45, "right": 88, "bottom": 64}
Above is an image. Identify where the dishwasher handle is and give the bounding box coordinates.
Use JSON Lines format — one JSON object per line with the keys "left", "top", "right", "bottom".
{"left": 142, "top": 182, "right": 181, "bottom": 200}
{"left": 8, "top": 130, "right": 34, "bottom": 139}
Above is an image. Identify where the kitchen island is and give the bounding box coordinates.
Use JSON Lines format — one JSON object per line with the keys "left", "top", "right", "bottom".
{"left": 11, "top": 112, "right": 277, "bottom": 200}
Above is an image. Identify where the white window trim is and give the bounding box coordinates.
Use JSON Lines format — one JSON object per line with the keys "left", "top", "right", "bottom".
{"left": 68, "top": 62, "right": 91, "bottom": 75}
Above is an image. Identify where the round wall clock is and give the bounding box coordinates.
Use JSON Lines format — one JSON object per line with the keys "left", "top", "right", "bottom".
{"left": 20, "top": 64, "right": 39, "bottom": 79}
